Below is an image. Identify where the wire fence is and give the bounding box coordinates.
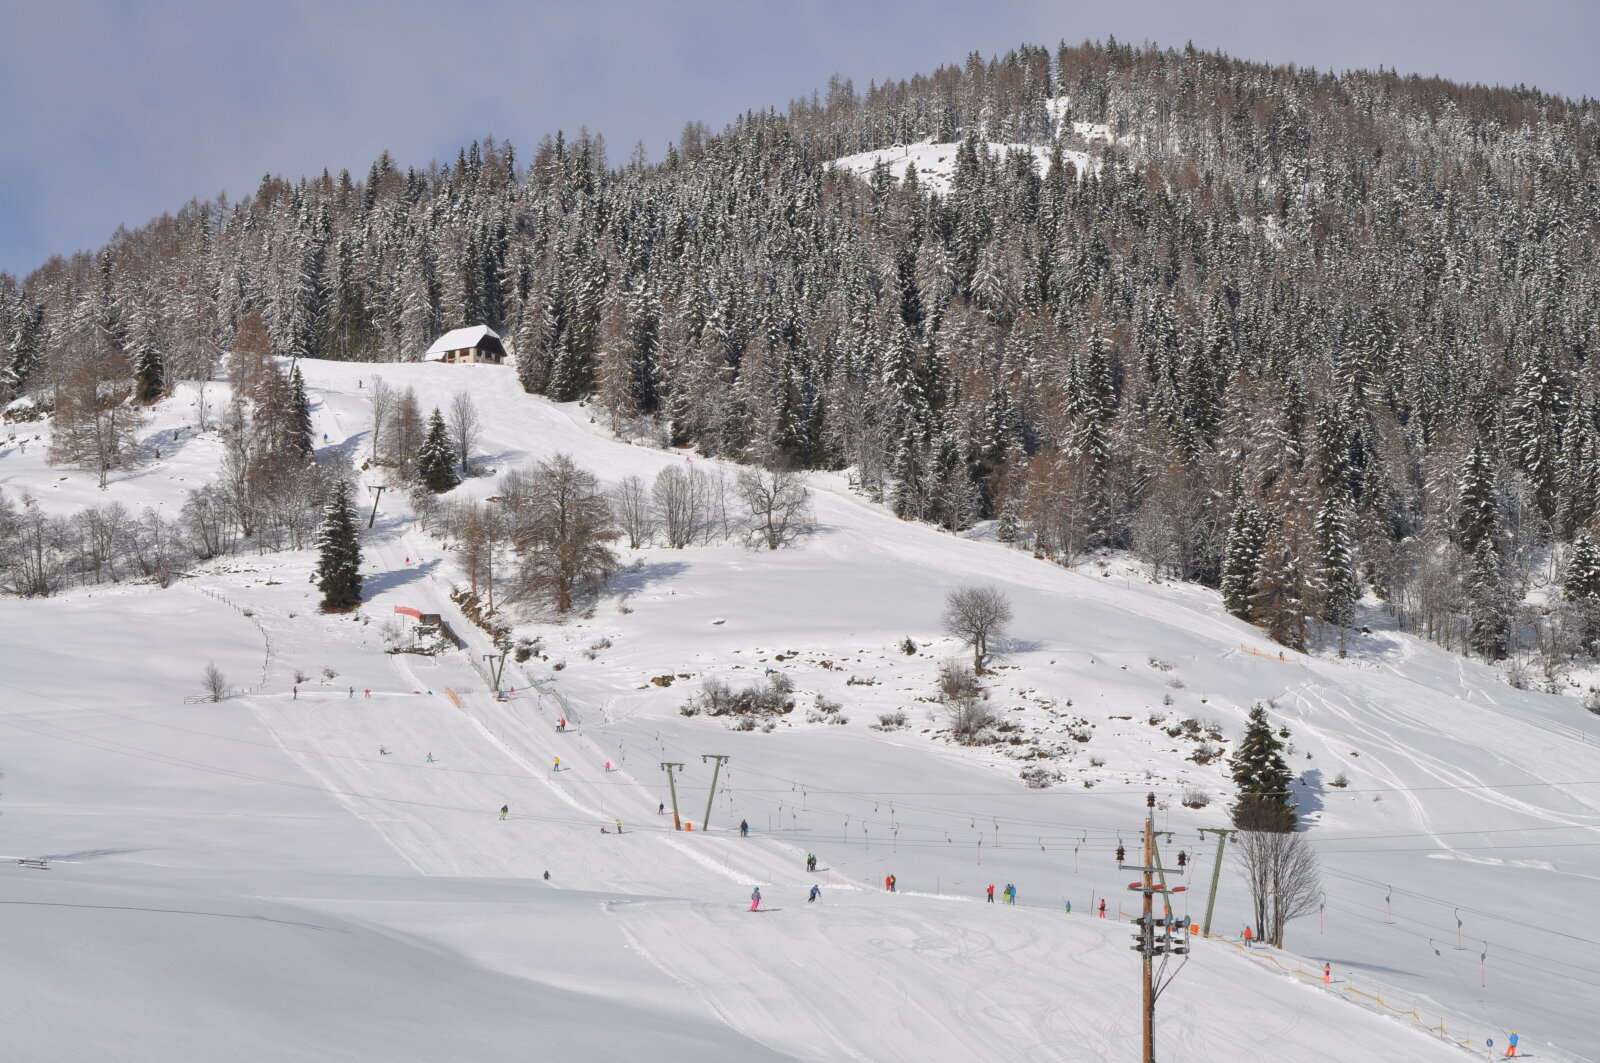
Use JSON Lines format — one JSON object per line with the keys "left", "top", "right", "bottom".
{"left": 190, "top": 585, "right": 276, "bottom": 695}
{"left": 1209, "top": 934, "right": 1477, "bottom": 1051}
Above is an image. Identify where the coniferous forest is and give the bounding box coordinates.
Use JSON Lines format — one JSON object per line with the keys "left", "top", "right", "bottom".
{"left": 3, "top": 39, "right": 1600, "bottom": 675}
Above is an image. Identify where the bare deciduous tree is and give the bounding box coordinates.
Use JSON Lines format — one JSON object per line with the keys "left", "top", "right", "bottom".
{"left": 1235, "top": 829, "right": 1324, "bottom": 948}
{"left": 49, "top": 352, "right": 144, "bottom": 490}
{"left": 653, "top": 464, "right": 710, "bottom": 548}
{"left": 938, "top": 661, "right": 993, "bottom": 741}
{"left": 507, "top": 453, "right": 619, "bottom": 614}
{"left": 383, "top": 386, "right": 423, "bottom": 477}
{"left": 203, "top": 660, "right": 228, "bottom": 702}
{"left": 447, "top": 391, "right": 481, "bottom": 475}
{"left": 611, "top": 474, "right": 655, "bottom": 548}
{"left": 737, "top": 467, "right": 813, "bottom": 550}
{"left": 942, "top": 584, "right": 1014, "bottom": 671}
{"left": 368, "top": 376, "right": 394, "bottom": 465}
{"left": 453, "top": 500, "right": 502, "bottom": 611}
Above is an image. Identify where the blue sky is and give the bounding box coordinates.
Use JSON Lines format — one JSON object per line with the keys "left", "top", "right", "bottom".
{"left": 2, "top": 0, "right": 1596, "bottom": 279}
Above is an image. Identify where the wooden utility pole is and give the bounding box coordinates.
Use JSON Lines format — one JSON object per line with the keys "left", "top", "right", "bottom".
{"left": 1197, "top": 827, "right": 1236, "bottom": 937}
{"left": 700, "top": 754, "right": 729, "bottom": 832}
{"left": 661, "top": 762, "right": 686, "bottom": 830}
{"left": 1121, "top": 793, "right": 1191, "bottom": 1063}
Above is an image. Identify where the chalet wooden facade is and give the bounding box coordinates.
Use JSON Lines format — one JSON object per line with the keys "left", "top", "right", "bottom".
{"left": 423, "top": 325, "right": 508, "bottom": 365}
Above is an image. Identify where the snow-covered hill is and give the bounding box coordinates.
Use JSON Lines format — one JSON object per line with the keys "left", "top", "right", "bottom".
{"left": 831, "top": 139, "right": 1093, "bottom": 195}
{"left": 2, "top": 359, "right": 1595, "bottom": 1061}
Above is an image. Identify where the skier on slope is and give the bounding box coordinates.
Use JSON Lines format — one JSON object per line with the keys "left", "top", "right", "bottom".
{"left": 740, "top": 819, "right": 749, "bottom": 836}
{"left": 808, "top": 885, "right": 821, "bottom": 903}
{"left": 749, "top": 887, "right": 761, "bottom": 911}
{"left": 986, "top": 884, "right": 995, "bottom": 903}
{"left": 500, "top": 804, "right": 509, "bottom": 820}
{"left": 1504, "top": 1030, "right": 1519, "bottom": 1057}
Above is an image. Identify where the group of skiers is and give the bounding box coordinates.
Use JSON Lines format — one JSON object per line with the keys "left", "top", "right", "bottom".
{"left": 984, "top": 883, "right": 1018, "bottom": 904}
{"left": 748, "top": 884, "right": 823, "bottom": 910}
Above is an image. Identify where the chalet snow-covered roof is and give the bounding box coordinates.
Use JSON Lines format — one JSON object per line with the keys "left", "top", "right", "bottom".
{"left": 424, "top": 325, "right": 501, "bottom": 360}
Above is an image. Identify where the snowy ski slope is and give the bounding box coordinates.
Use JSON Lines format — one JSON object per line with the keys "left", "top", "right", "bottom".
{"left": 2, "top": 359, "right": 1596, "bottom": 1061}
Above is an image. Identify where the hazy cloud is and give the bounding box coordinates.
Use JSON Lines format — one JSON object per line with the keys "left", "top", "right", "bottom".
{"left": 2, "top": 0, "right": 1596, "bottom": 277}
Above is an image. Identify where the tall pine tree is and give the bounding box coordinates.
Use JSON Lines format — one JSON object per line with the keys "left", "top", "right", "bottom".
{"left": 316, "top": 478, "right": 364, "bottom": 611}
{"left": 1466, "top": 537, "right": 1510, "bottom": 661}
{"left": 1229, "top": 703, "right": 1297, "bottom": 832}
{"left": 1222, "top": 498, "right": 1269, "bottom": 620}
{"left": 417, "top": 408, "right": 460, "bottom": 492}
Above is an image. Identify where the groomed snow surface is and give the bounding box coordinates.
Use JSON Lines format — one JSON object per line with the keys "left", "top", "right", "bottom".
{"left": 3, "top": 359, "right": 1596, "bottom": 1061}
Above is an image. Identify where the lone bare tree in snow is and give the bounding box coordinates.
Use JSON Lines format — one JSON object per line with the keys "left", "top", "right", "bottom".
{"left": 507, "top": 453, "right": 619, "bottom": 614}
{"left": 737, "top": 467, "right": 813, "bottom": 550}
{"left": 942, "top": 585, "right": 1013, "bottom": 671}
{"left": 203, "top": 661, "right": 229, "bottom": 703}
{"left": 1235, "top": 829, "right": 1323, "bottom": 948}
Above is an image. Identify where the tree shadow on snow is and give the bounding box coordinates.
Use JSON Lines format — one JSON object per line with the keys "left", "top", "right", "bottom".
{"left": 135, "top": 424, "right": 207, "bottom": 462}
{"left": 318, "top": 428, "right": 369, "bottom": 466}
{"left": 606, "top": 559, "right": 689, "bottom": 597}
{"left": 363, "top": 557, "right": 443, "bottom": 596}
{"left": 1291, "top": 767, "right": 1326, "bottom": 819}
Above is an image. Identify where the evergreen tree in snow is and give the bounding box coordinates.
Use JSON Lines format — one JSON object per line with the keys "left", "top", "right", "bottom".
{"left": 1221, "top": 498, "right": 1269, "bottom": 620}
{"left": 132, "top": 330, "right": 164, "bottom": 403}
{"left": 316, "top": 478, "right": 363, "bottom": 612}
{"left": 1229, "top": 703, "right": 1296, "bottom": 832}
{"left": 1457, "top": 440, "right": 1500, "bottom": 555}
{"left": 288, "top": 363, "right": 313, "bottom": 457}
{"left": 1506, "top": 345, "right": 1566, "bottom": 520}
{"left": 1564, "top": 532, "right": 1600, "bottom": 602}
{"left": 1313, "top": 500, "right": 1359, "bottom": 630}
{"left": 1562, "top": 531, "right": 1600, "bottom": 655}
{"left": 1466, "top": 537, "right": 1510, "bottom": 661}
{"left": 417, "top": 408, "right": 460, "bottom": 493}
{"left": 1249, "top": 515, "right": 1308, "bottom": 650}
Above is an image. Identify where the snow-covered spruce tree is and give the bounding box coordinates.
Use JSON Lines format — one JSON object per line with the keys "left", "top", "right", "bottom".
{"left": 288, "top": 363, "right": 313, "bottom": 457}
{"left": 417, "top": 408, "right": 460, "bottom": 493}
{"left": 316, "top": 479, "right": 363, "bottom": 612}
{"left": 132, "top": 335, "right": 164, "bottom": 403}
{"left": 1563, "top": 532, "right": 1600, "bottom": 655}
{"left": 1457, "top": 441, "right": 1500, "bottom": 556}
{"left": 1506, "top": 344, "right": 1566, "bottom": 521}
{"left": 1564, "top": 532, "right": 1600, "bottom": 601}
{"left": 1466, "top": 537, "right": 1510, "bottom": 661}
{"left": 1229, "top": 704, "right": 1296, "bottom": 832}
{"left": 1221, "top": 498, "right": 1268, "bottom": 620}
{"left": 1313, "top": 500, "right": 1359, "bottom": 631}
